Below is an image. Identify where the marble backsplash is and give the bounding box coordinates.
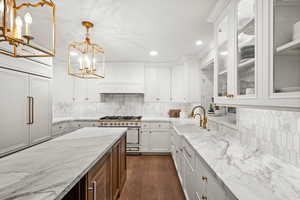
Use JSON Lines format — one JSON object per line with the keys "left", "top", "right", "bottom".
{"left": 238, "top": 108, "right": 300, "bottom": 168}
{"left": 53, "top": 94, "right": 195, "bottom": 118}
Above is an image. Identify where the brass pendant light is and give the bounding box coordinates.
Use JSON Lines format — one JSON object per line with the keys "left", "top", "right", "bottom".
{"left": 68, "top": 21, "right": 105, "bottom": 79}
{"left": 0, "top": 0, "right": 56, "bottom": 58}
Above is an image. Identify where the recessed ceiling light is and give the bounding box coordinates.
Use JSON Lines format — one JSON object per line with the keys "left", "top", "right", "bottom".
{"left": 149, "top": 51, "right": 158, "bottom": 56}
{"left": 195, "top": 40, "right": 203, "bottom": 46}
{"left": 220, "top": 51, "right": 228, "bottom": 56}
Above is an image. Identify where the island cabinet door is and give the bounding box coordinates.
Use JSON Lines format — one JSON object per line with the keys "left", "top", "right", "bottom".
{"left": 87, "top": 152, "right": 112, "bottom": 200}
{"left": 112, "top": 140, "right": 120, "bottom": 200}
{"left": 119, "top": 135, "right": 127, "bottom": 190}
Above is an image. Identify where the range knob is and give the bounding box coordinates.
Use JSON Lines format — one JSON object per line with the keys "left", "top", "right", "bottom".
{"left": 125, "top": 123, "right": 128, "bottom": 126}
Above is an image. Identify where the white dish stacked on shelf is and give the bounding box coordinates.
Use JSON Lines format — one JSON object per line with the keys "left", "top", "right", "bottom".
{"left": 293, "top": 20, "right": 300, "bottom": 40}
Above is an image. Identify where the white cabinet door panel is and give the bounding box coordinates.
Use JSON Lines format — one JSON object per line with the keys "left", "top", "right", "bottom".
{"left": 140, "top": 130, "right": 149, "bottom": 152}
{"left": 144, "top": 66, "right": 171, "bottom": 102}
{"left": 149, "top": 130, "right": 170, "bottom": 152}
{"left": 171, "top": 65, "right": 188, "bottom": 102}
{"left": 144, "top": 67, "right": 158, "bottom": 102}
{"left": 157, "top": 67, "right": 171, "bottom": 102}
{"left": 0, "top": 68, "right": 29, "bottom": 155}
{"left": 30, "top": 76, "right": 51, "bottom": 144}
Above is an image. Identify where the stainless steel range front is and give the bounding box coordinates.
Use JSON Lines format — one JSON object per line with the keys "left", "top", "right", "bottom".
{"left": 98, "top": 116, "right": 142, "bottom": 153}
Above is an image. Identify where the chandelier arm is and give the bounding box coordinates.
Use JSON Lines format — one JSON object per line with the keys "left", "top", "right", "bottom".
{"left": 15, "top": 0, "right": 55, "bottom": 10}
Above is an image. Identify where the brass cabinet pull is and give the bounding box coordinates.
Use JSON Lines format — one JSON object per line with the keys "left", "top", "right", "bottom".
{"left": 27, "top": 97, "right": 31, "bottom": 125}
{"left": 226, "top": 94, "right": 234, "bottom": 98}
{"left": 31, "top": 97, "right": 34, "bottom": 124}
{"left": 27, "top": 97, "right": 34, "bottom": 125}
{"left": 202, "top": 176, "right": 208, "bottom": 182}
{"left": 88, "top": 181, "right": 97, "bottom": 200}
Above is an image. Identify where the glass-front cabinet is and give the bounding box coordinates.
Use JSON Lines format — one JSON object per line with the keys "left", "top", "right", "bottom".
{"left": 236, "top": 0, "right": 256, "bottom": 97}
{"left": 271, "top": 0, "right": 300, "bottom": 97}
{"left": 213, "top": 0, "right": 300, "bottom": 108}
{"left": 216, "top": 17, "right": 229, "bottom": 97}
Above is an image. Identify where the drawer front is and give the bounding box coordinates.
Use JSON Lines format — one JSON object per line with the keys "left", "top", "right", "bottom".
{"left": 151, "top": 122, "right": 170, "bottom": 129}
{"left": 182, "top": 139, "right": 195, "bottom": 169}
{"left": 141, "top": 122, "right": 151, "bottom": 129}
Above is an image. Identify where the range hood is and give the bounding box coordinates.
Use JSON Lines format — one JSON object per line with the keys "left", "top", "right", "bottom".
{"left": 97, "top": 63, "right": 145, "bottom": 94}
{"left": 98, "top": 82, "right": 145, "bottom": 94}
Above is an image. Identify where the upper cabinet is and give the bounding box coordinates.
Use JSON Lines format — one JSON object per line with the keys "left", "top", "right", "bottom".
{"left": 213, "top": 0, "right": 300, "bottom": 109}
{"left": 144, "top": 65, "right": 171, "bottom": 102}
{"left": 236, "top": 0, "right": 256, "bottom": 97}
{"left": 216, "top": 16, "right": 229, "bottom": 98}
{"left": 270, "top": 0, "right": 300, "bottom": 98}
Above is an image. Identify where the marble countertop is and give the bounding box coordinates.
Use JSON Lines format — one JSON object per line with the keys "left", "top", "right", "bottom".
{"left": 0, "top": 127, "right": 127, "bottom": 200}
{"left": 52, "top": 117, "right": 101, "bottom": 124}
{"left": 172, "top": 121, "right": 300, "bottom": 200}
{"left": 52, "top": 116, "right": 227, "bottom": 125}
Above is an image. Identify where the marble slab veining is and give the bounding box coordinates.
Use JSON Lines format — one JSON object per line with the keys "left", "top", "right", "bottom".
{"left": 0, "top": 127, "right": 127, "bottom": 200}
{"left": 173, "top": 122, "right": 300, "bottom": 200}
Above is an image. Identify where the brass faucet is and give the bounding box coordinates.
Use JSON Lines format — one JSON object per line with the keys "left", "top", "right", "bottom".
{"left": 190, "top": 105, "right": 208, "bottom": 129}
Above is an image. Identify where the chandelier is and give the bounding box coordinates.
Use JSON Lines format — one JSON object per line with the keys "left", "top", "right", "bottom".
{"left": 68, "top": 21, "right": 105, "bottom": 79}
{"left": 0, "top": 0, "right": 56, "bottom": 57}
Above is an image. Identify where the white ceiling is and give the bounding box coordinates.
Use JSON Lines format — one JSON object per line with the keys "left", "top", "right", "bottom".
{"left": 52, "top": 0, "right": 217, "bottom": 63}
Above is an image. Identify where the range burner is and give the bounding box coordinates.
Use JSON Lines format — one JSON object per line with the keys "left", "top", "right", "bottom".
{"left": 100, "top": 116, "right": 142, "bottom": 121}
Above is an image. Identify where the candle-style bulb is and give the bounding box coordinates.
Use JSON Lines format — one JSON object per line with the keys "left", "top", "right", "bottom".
{"left": 24, "top": 12, "right": 32, "bottom": 24}
{"left": 15, "top": 16, "right": 23, "bottom": 26}
{"left": 0, "top": 0, "right": 4, "bottom": 14}
{"left": 15, "top": 16, "right": 23, "bottom": 39}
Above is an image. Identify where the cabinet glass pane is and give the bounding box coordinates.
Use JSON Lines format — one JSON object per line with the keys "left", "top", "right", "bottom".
{"left": 237, "top": 0, "right": 256, "bottom": 96}
{"left": 273, "top": 0, "right": 300, "bottom": 94}
{"left": 217, "top": 17, "right": 228, "bottom": 97}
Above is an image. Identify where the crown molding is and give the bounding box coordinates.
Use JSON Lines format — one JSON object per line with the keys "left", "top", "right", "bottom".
{"left": 207, "top": 0, "right": 231, "bottom": 23}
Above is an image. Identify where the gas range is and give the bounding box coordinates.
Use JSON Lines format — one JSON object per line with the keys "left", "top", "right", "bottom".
{"left": 98, "top": 116, "right": 142, "bottom": 153}
{"left": 98, "top": 116, "right": 142, "bottom": 127}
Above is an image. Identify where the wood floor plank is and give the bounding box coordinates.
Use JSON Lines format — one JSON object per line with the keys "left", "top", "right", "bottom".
{"left": 119, "top": 155, "right": 185, "bottom": 200}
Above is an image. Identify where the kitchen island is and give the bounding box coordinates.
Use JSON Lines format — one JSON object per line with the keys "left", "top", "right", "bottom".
{"left": 0, "top": 127, "right": 127, "bottom": 200}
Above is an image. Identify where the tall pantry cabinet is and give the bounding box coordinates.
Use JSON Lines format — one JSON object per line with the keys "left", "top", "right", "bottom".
{"left": 0, "top": 57, "right": 53, "bottom": 157}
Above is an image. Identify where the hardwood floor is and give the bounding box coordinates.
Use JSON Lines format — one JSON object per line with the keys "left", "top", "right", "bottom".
{"left": 119, "top": 155, "right": 185, "bottom": 200}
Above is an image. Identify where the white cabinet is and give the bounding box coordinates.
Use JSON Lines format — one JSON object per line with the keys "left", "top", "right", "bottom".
{"left": 0, "top": 67, "right": 52, "bottom": 156}
{"left": 140, "top": 121, "right": 171, "bottom": 153}
{"left": 172, "top": 128, "right": 238, "bottom": 200}
{"left": 0, "top": 69, "right": 30, "bottom": 155}
{"left": 171, "top": 65, "right": 188, "bottom": 102}
{"left": 267, "top": 0, "right": 300, "bottom": 101}
{"left": 172, "top": 59, "right": 202, "bottom": 103}
{"left": 144, "top": 66, "right": 171, "bottom": 102}
{"left": 212, "top": 0, "right": 300, "bottom": 109}
{"left": 183, "top": 154, "right": 196, "bottom": 200}
{"left": 195, "top": 155, "right": 229, "bottom": 200}
{"left": 30, "top": 76, "right": 52, "bottom": 144}
{"left": 148, "top": 130, "right": 170, "bottom": 152}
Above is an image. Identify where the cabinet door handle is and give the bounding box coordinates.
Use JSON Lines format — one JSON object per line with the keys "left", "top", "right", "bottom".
{"left": 183, "top": 147, "right": 192, "bottom": 158}
{"left": 31, "top": 97, "right": 34, "bottom": 124}
{"left": 27, "top": 97, "right": 31, "bottom": 125}
{"left": 88, "top": 181, "right": 97, "bottom": 200}
{"left": 27, "top": 97, "right": 34, "bottom": 125}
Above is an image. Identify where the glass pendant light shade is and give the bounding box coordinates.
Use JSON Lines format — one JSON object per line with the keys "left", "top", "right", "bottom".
{"left": 68, "top": 21, "right": 105, "bottom": 79}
